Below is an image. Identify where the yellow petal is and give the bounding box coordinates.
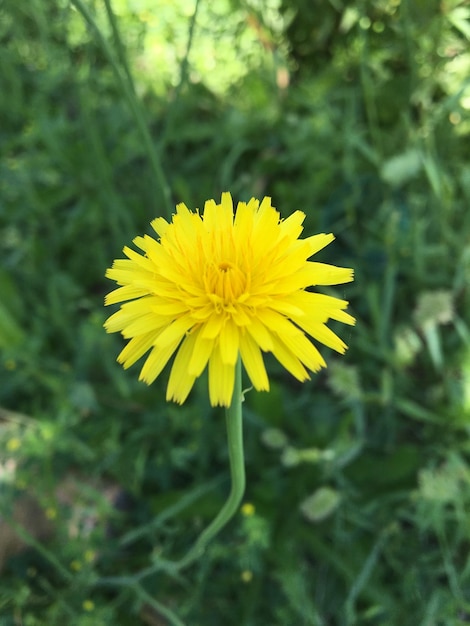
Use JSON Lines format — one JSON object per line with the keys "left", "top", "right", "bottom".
{"left": 166, "top": 333, "right": 198, "bottom": 404}
{"left": 304, "top": 232, "right": 335, "bottom": 256}
{"left": 296, "top": 317, "right": 348, "bottom": 354}
{"left": 234, "top": 200, "right": 254, "bottom": 242}
{"left": 284, "top": 330, "right": 326, "bottom": 371}
{"left": 329, "top": 308, "right": 356, "bottom": 326}
{"left": 245, "top": 317, "right": 273, "bottom": 351}
{"left": 239, "top": 332, "right": 269, "bottom": 391}
{"left": 203, "top": 193, "right": 233, "bottom": 233}
{"left": 155, "top": 315, "right": 194, "bottom": 348}
{"left": 303, "top": 262, "right": 354, "bottom": 286}
{"left": 150, "top": 216, "right": 169, "bottom": 237}
{"left": 104, "top": 284, "right": 148, "bottom": 307}
{"left": 256, "top": 308, "right": 300, "bottom": 337}
{"left": 278, "top": 210, "right": 305, "bottom": 242}
{"left": 134, "top": 234, "right": 163, "bottom": 260}
{"left": 122, "top": 246, "right": 154, "bottom": 272}
{"left": 104, "top": 307, "right": 143, "bottom": 334}
{"left": 208, "top": 346, "right": 236, "bottom": 407}
{"left": 151, "top": 301, "right": 189, "bottom": 316}
{"left": 140, "top": 336, "right": 181, "bottom": 385}
{"left": 117, "top": 332, "right": 157, "bottom": 369}
{"left": 121, "top": 312, "right": 169, "bottom": 338}
{"left": 267, "top": 298, "right": 304, "bottom": 317}
{"left": 105, "top": 261, "right": 140, "bottom": 286}
{"left": 270, "top": 334, "right": 310, "bottom": 382}
{"left": 188, "top": 328, "right": 214, "bottom": 376}
{"left": 219, "top": 319, "right": 239, "bottom": 365}
{"left": 201, "top": 314, "right": 225, "bottom": 339}
{"left": 287, "top": 292, "right": 355, "bottom": 327}
{"left": 251, "top": 198, "right": 281, "bottom": 260}
{"left": 220, "top": 192, "right": 235, "bottom": 229}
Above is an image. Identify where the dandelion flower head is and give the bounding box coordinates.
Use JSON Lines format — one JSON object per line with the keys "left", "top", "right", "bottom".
{"left": 104, "top": 193, "right": 355, "bottom": 406}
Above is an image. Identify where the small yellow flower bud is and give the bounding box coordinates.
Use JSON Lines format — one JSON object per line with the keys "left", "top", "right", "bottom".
{"left": 241, "top": 570, "right": 253, "bottom": 583}
{"left": 241, "top": 502, "right": 255, "bottom": 517}
{"left": 45, "top": 507, "right": 57, "bottom": 520}
{"left": 6, "top": 438, "right": 21, "bottom": 452}
{"left": 84, "top": 550, "right": 96, "bottom": 563}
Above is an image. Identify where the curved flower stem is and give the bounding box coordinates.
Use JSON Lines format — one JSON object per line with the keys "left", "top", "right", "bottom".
{"left": 94, "top": 361, "right": 245, "bottom": 623}
{"left": 175, "top": 358, "right": 245, "bottom": 571}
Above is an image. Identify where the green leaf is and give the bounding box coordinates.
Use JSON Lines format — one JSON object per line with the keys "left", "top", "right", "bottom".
{"left": 299, "top": 487, "right": 341, "bottom": 523}
{"left": 0, "top": 300, "right": 24, "bottom": 349}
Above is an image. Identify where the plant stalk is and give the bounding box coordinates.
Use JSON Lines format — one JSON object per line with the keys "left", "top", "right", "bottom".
{"left": 176, "top": 357, "right": 245, "bottom": 570}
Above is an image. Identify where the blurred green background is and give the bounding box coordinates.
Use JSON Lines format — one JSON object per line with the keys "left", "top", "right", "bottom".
{"left": 1, "top": 0, "right": 470, "bottom": 624}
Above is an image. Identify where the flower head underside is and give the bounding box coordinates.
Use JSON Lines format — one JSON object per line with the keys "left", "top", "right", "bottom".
{"left": 104, "top": 193, "right": 355, "bottom": 406}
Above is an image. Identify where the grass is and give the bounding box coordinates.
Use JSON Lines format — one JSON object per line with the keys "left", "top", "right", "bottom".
{"left": 1, "top": 0, "right": 470, "bottom": 624}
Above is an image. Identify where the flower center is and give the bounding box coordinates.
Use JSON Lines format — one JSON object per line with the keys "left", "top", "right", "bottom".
{"left": 205, "top": 259, "right": 247, "bottom": 305}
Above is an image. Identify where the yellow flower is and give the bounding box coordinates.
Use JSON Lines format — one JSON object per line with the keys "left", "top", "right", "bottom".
{"left": 104, "top": 193, "right": 355, "bottom": 407}
{"left": 241, "top": 569, "right": 253, "bottom": 583}
{"left": 45, "top": 507, "right": 57, "bottom": 520}
{"left": 241, "top": 502, "right": 255, "bottom": 517}
{"left": 6, "top": 437, "right": 21, "bottom": 452}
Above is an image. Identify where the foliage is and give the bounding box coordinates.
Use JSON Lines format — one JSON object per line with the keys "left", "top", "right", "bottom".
{"left": 1, "top": 0, "right": 470, "bottom": 624}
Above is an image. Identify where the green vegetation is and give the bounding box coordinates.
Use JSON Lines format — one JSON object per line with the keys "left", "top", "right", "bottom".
{"left": 1, "top": 0, "right": 470, "bottom": 624}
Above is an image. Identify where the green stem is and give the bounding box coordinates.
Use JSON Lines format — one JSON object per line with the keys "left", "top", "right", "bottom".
{"left": 95, "top": 359, "right": 245, "bottom": 582}
{"left": 175, "top": 358, "right": 245, "bottom": 570}
{"left": 94, "top": 360, "right": 245, "bottom": 622}
{"left": 158, "top": 0, "right": 200, "bottom": 152}
{"left": 103, "top": 0, "right": 136, "bottom": 97}
{"left": 132, "top": 582, "right": 187, "bottom": 626}
{"left": 70, "top": 0, "right": 172, "bottom": 217}
{"left": 6, "top": 517, "right": 73, "bottom": 582}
